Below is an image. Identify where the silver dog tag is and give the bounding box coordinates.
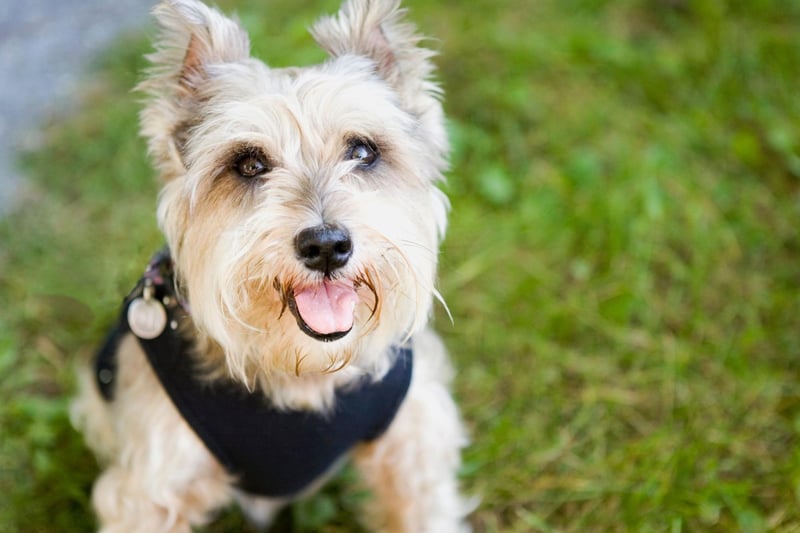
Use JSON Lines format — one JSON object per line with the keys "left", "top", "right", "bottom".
{"left": 128, "top": 297, "right": 167, "bottom": 339}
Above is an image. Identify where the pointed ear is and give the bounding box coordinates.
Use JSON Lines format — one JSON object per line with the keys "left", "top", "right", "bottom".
{"left": 311, "top": 0, "right": 448, "bottom": 169}
{"left": 310, "top": 0, "right": 441, "bottom": 108}
{"left": 139, "top": 0, "right": 250, "bottom": 179}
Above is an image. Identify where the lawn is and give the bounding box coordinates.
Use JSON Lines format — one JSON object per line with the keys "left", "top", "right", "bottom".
{"left": 1, "top": 0, "right": 799, "bottom": 531}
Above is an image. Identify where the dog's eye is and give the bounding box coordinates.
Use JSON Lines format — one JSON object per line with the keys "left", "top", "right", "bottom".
{"left": 234, "top": 150, "right": 270, "bottom": 178}
{"left": 347, "top": 140, "right": 379, "bottom": 169}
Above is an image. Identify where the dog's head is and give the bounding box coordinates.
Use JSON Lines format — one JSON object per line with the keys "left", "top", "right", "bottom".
{"left": 140, "top": 0, "right": 448, "bottom": 379}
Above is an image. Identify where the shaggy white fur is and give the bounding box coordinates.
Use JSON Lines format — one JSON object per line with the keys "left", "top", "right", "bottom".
{"left": 71, "top": 0, "right": 471, "bottom": 530}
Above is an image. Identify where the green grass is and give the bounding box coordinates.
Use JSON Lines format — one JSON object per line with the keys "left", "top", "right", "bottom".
{"left": 2, "top": 0, "right": 800, "bottom": 531}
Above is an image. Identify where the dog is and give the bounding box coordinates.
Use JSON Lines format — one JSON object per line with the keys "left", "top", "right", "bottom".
{"left": 70, "top": 0, "right": 470, "bottom": 531}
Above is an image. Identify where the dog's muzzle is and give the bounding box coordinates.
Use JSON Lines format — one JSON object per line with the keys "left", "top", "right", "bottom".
{"left": 289, "top": 224, "right": 357, "bottom": 341}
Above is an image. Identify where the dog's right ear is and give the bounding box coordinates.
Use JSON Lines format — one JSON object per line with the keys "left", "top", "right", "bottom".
{"left": 139, "top": 0, "right": 251, "bottom": 180}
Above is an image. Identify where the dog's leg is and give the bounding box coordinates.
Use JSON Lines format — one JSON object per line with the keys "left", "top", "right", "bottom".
{"left": 92, "top": 461, "right": 230, "bottom": 533}
{"left": 79, "top": 335, "right": 233, "bottom": 532}
{"left": 353, "top": 329, "right": 471, "bottom": 533}
{"left": 233, "top": 490, "right": 287, "bottom": 531}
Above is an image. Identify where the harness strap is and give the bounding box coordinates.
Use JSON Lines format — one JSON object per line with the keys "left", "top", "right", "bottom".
{"left": 93, "top": 248, "right": 414, "bottom": 497}
{"left": 95, "top": 247, "right": 180, "bottom": 400}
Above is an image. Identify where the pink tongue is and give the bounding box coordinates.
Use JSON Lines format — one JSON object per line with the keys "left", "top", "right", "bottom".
{"left": 293, "top": 281, "right": 358, "bottom": 335}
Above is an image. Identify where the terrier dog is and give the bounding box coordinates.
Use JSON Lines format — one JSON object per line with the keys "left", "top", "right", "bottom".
{"left": 71, "top": 0, "right": 469, "bottom": 531}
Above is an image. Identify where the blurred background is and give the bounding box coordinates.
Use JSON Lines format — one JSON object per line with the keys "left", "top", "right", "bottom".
{"left": 1, "top": 0, "right": 799, "bottom": 531}
{"left": 0, "top": 0, "right": 153, "bottom": 214}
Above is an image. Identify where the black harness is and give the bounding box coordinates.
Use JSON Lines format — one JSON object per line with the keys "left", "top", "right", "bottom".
{"left": 94, "top": 249, "right": 413, "bottom": 497}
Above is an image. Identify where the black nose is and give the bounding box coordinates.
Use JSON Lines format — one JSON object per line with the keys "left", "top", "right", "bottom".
{"left": 295, "top": 224, "right": 353, "bottom": 274}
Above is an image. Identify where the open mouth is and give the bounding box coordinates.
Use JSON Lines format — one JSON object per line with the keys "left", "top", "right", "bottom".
{"left": 286, "top": 279, "right": 358, "bottom": 342}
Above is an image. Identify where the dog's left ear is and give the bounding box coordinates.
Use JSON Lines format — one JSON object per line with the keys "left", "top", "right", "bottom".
{"left": 311, "top": 0, "right": 442, "bottom": 113}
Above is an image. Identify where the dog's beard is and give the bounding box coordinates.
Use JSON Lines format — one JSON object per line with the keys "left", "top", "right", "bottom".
{"left": 170, "top": 214, "right": 435, "bottom": 382}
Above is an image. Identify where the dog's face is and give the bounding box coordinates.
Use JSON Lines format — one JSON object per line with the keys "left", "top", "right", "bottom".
{"left": 140, "top": 0, "right": 448, "bottom": 378}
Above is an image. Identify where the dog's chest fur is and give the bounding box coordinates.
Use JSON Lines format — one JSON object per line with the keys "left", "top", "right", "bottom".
{"left": 95, "top": 250, "right": 414, "bottom": 497}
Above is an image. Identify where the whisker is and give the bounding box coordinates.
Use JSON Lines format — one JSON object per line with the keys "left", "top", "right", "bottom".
{"left": 433, "top": 287, "right": 453, "bottom": 325}
{"left": 398, "top": 238, "right": 437, "bottom": 257}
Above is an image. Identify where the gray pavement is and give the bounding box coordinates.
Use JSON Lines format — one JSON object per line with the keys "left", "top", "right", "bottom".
{"left": 0, "top": 0, "right": 156, "bottom": 214}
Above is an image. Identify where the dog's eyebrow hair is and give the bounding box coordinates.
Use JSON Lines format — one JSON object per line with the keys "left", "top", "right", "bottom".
{"left": 219, "top": 143, "right": 275, "bottom": 166}
{"left": 342, "top": 133, "right": 391, "bottom": 157}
